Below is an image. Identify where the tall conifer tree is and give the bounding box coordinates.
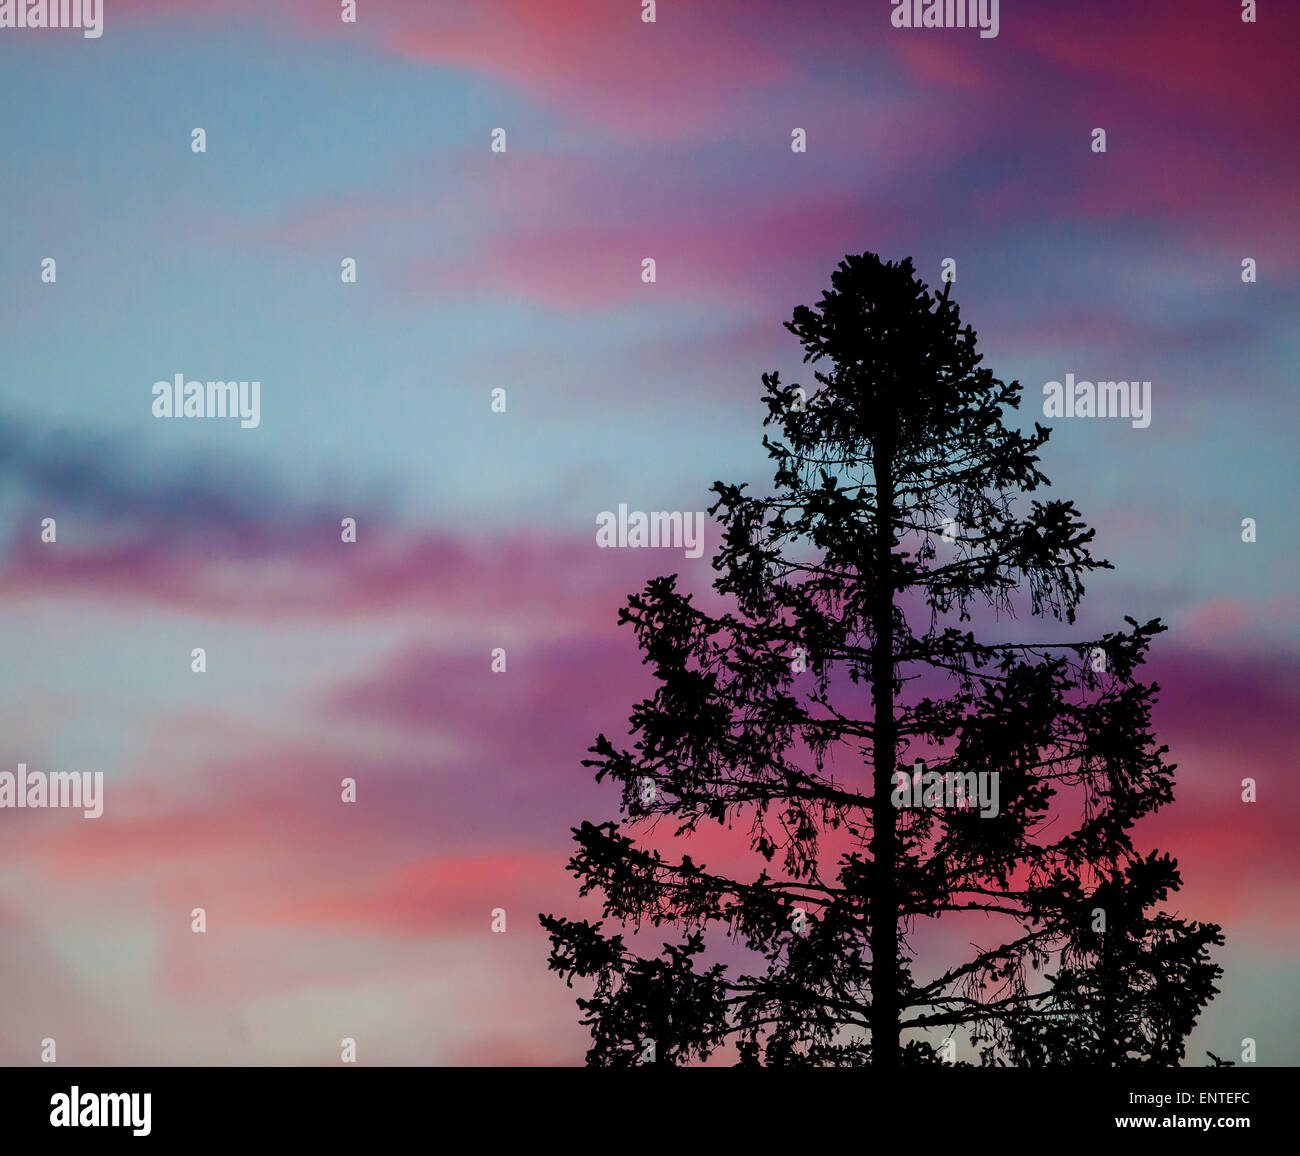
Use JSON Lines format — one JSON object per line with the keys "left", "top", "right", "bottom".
{"left": 542, "top": 253, "right": 1222, "bottom": 1067}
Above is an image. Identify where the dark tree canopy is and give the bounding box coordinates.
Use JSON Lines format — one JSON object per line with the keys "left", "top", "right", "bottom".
{"left": 542, "top": 253, "right": 1223, "bottom": 1067}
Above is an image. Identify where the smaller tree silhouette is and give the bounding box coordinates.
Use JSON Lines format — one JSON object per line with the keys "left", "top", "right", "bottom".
{"left": 999, "top": 853, "right": 1224, "bottom": 1066}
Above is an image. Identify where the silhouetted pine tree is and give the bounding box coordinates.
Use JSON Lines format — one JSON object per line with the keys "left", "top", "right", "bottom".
{"left": 541, "top": 253, "right": 1222, "bottom": 1067}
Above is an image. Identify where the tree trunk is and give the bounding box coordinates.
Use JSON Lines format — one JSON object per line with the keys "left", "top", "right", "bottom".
{"left": 869, "top": 439, "right": 900, "bottom": 1066}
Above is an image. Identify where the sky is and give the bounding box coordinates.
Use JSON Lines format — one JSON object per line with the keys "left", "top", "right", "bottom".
{"left": 0, "top": 0, "right": 1296, "bottom": 1065}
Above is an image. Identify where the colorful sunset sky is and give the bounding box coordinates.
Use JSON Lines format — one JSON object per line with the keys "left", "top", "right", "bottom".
{"left": 0, "top": 0, "right": 1296, "bottom": 1065}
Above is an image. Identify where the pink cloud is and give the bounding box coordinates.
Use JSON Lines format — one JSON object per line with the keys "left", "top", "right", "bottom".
{"left": 413, "top": 191, "right": 915, "bottom": 309}
{"left": 1013, "top": 0, "right": 1297, "bottom": 135}
{"left": 890, "top": 35, "right": 996, "bottom": 92}
{"left": 371, "top": 0, "right": 797, "bottom": 137}
{"left": 0, "top": 526, "right": 673, "bottom": 630}
{"left": 252, "top": 851, "right": 574, "bottom": 935}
